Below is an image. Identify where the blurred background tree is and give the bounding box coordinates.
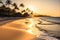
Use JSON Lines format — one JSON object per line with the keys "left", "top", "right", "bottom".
{"left": 12, "top": 3, "right": 19, "bottom": 10}
{"left": 5, "top": 0, "right": 12, "bottom": 8}
{"left": 20, "top": 3, "right": 24, "bottom": 7}
{"left": 0, "top": 0, "right": 32, "bottom": 17}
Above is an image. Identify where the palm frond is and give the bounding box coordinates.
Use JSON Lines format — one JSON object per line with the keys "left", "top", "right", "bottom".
{"left": 20, "top": 3, "right": 24, "bottom": 7}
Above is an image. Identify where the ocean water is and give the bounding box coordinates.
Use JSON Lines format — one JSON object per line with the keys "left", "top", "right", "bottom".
{"left": 33, "top": 17, "right": 60, "bottom": 37}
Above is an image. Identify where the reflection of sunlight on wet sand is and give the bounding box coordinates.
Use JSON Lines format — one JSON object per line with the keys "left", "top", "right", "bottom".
{"left": 28, "top": 18, "right": 40, "bottom": 35}
{"left": 26, "top": 29, "right": 34, "bottom": 34}
{"left": 28, "top": 19, "right": 34, "bottom": 28}
{"left": 25, "top": 18, "right": 35, "bottom": 34}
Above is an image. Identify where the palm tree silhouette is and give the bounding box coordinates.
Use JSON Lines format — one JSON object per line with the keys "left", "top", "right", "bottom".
{"left": 23, "top": 12, "right": 29, "bottom": 17}
{"left": 26, "top": 8, "right": 31, "bottom": 12}
{"left": 31, "top": 11, "right": 33, "bottom": 15}
{"left": 0, "top": 0, "right": 5, "bottom": 8}
{"left": 20, "top": 3, "right": 24, "bottom": 7}
{"left": 5, "top": 0, "right": 12, "bottom": 7}
{"left": 0, "top": 0, "right": 3, "bottom": 4}
{"left": 12, "top": 3, "right": 19, "bottom": 10}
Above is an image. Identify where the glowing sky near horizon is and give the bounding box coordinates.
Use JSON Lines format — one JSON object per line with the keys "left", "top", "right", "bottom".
{"left": 1, "top": 0, "right": 60, "bottom": 17}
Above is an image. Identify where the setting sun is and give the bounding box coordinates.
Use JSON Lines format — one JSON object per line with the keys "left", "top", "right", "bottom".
{"left": 28, "top": 6, "right": 36, "bottom": 12}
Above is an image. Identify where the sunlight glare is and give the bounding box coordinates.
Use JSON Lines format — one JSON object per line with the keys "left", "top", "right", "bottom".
{"left": 26, "top": 29, "right": 33, "bottom": 34}
{"left": 28, "top": 6, "right": 35, "bottom": 11}
{"left": 28, "top": 19, "right": 34, "bottom": 28}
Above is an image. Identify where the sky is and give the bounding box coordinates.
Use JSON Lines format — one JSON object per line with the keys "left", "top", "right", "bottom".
{"left": 1, "top": 0, "right": 60, "bottom": 17}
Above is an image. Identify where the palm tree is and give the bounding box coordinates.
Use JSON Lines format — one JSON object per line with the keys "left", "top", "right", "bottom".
{"left": 26, "top": 8, "right": 31, "bottom": 12}
{"left": 0, "top": 0, "right": 5, "bottom": 8}
{"left": 12, "top": 3, "right": 19, "bottom": 10}
{"left": 5, "top": 0, "right": 12, "bottom": 7}
{"left": 23, "top": 12, "right": 29, "bottom": 17}
{"left": 20, "top": 3, "right": 24, "bottom": 7}
{"left": 31, "top": 11, "right": 33, "bottom": 15}
{"left": 1, "top": 4, "right": 6, "bottom": 8}
{"left": 21, "top": 10, "right": 25, "bottom": 13}
{"left": 0, "top": 0, "right": 3, "bottom": 4}
{"left": 20, "top": 3, "right": 25, "bottom": 14}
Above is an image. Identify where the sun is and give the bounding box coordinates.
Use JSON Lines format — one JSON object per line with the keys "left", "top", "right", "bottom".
{"left": 28, "top": 6, "right": 35, "bottom": 11}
